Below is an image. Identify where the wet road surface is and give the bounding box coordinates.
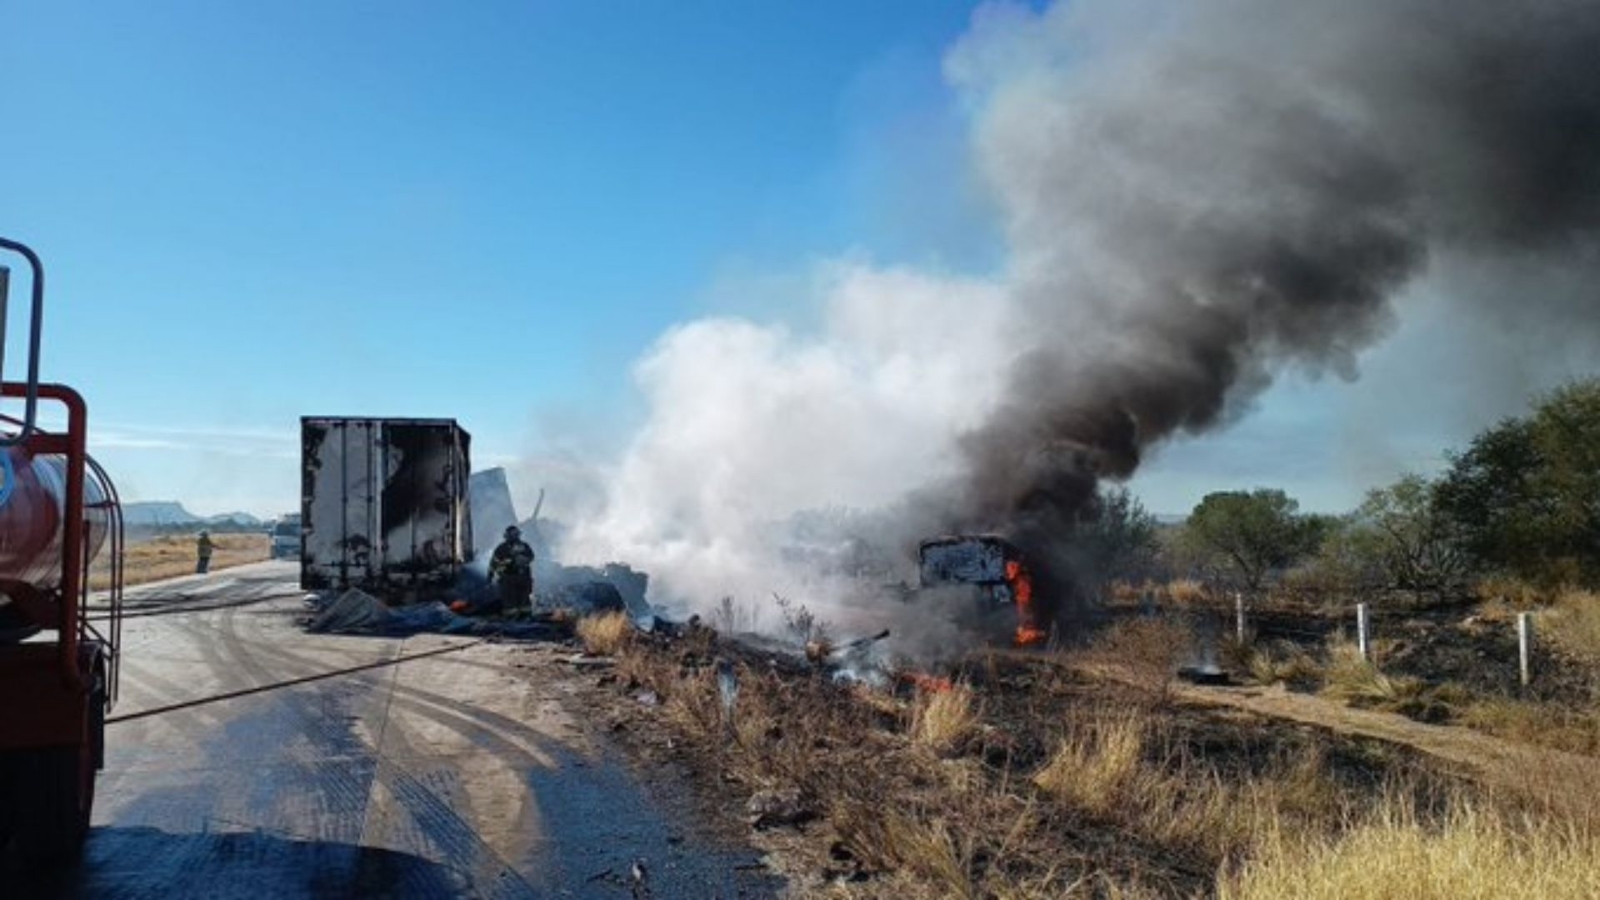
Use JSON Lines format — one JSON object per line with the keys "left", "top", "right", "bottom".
{"left": 10, "top": 562, "right": 779, "bottom": 898}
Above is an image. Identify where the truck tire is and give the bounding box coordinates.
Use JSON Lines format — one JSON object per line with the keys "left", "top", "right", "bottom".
{"left": 13, "top": 687, "right": 102, "bottom": 866}
{"left": 14, "top": 742, "right": 94, "bottom": 866}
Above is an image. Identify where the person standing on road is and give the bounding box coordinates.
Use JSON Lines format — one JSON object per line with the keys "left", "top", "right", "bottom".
{"left": 196, "top": 530, "right": 215, "bottom": 574}
{"left": 488, "top": 525, "right": 535, "bottom": 613}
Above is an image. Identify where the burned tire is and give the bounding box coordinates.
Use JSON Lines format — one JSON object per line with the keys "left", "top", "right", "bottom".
{"left": 572, "top": 581, "right": 626, "bottom": 614}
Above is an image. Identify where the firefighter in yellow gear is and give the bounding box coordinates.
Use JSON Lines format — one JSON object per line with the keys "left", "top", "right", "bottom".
{"left": 196, "top": 530, "right": 215, "bottom": 574}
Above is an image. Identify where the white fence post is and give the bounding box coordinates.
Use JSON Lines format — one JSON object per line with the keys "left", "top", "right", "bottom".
{"left": 1235, "top": 591, "right": 1246, "bottom": 645}
{"left": 1518, "top": 612, "right": 1533, "bottom": 688}
{"left": 1356, "top": 603, "right": 1371, "bottom": 662}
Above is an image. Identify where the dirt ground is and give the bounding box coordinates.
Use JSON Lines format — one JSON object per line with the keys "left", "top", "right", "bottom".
{"left": 1165, "top": 677, "right": 1600, "bottom": 810}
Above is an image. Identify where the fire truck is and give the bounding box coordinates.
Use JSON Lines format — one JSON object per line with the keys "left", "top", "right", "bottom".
{"left": 0, "top": 237, "right": 125, "bottom": 862}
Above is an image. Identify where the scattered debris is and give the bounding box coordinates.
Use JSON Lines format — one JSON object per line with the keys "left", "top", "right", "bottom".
{"left": 562, "top": 654, "right": 616, "bottom": 669}
{"left": 308, "top": 589, "right": 392, "bottom": 633}
{"left": 304, "top": 588, "right": 572, "bottom": 639}
{"left": 745, "top": 788, "right": 814, "bottom": 831}
{"left": 629, "top": 857, "right": 650, "bottom": 899}
{"left": 716, "top": 659, "right": 739, "bottom": 717}
{"left": 1178, "top": 664, "right": 1231, "bottom": 685}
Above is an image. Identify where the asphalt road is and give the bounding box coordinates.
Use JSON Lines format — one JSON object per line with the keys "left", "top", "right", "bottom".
{"left": 12, "top": 561, "right": 778, "bottom": 899}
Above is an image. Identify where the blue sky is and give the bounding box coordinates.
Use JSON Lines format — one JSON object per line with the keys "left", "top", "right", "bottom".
{"left": 6, "top": 2, "right": 1580, "bottom": 522}
{"left": 4, "top": 2, "right": 993, "bottom": 515}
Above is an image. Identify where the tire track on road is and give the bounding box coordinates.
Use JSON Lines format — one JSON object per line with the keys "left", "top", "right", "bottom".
{"left": 194, "top": 603, "right": 541, "bottom": 899}
{"left": 214, "top": 614, "right": 557, "bottom": 895}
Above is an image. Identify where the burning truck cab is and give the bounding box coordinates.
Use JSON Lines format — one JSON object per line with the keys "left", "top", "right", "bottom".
{"left": 917, "top": 535, "right": 1047, "bottom": 647}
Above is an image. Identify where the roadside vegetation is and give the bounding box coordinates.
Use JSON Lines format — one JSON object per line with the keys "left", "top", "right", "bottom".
{"left": 1103, "top": 380, "right": 1600, "bottom": 759}
{"left": 92, "top": 532, "right": 270, "bottom": 589}
{"left": 595, "top": 622, "right": 1600, "bottom": 898}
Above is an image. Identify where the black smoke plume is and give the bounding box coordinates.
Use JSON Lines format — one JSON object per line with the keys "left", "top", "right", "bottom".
{"left": 946, "top": 0, "right": 1600, "bottom": 624}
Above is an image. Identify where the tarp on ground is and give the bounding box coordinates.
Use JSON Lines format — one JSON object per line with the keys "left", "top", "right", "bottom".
{"left": 306, "top": 589, "right": 565, "bottom": 639}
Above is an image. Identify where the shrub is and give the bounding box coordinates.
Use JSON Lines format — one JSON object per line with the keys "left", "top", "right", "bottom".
{"left": 1081, "top": 617, "right": 1194, "bottom": 705}
{"left": 1242, "top": 642, "right": 1324, "bottom": 688}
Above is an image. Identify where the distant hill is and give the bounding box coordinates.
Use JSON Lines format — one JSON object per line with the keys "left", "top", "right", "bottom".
{"left": 123, "top": 502, "right": 263, "bottom": 531}
{"left": 207, "top": 511, "right": 263, "bottom": 527}
{"left": 123, "top": 502, "right": 201, "bottom": 527}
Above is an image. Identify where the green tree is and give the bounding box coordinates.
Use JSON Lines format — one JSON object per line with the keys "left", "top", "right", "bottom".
{"left": 1299, "top": 514, "right": 1387, "bottom": 596}
{"left": 1076, "top": 486, "right": 1160, "bottom": 583}
{"left": 1186, "top": 489, "right": 1321, "bottom": 590}
{"left": 1436, "top": 380, "right": 1600, "bottom": 586}
{"left": 1355, "top": 474, "right": 1468, "bottom": 595}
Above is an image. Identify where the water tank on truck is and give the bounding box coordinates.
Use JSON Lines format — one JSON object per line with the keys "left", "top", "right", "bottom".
{"left": 0, "top": 237, "right": 126, "bottom": 864}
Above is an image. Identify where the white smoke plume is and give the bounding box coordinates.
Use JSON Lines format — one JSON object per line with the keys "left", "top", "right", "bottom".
{"left": 561, "top": 264, "right": 1012, "bottom": 625}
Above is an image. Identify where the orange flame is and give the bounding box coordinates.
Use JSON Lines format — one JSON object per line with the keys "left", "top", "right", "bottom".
{"left": 1007, "top": 559, "right": 1047, "bottom": 648}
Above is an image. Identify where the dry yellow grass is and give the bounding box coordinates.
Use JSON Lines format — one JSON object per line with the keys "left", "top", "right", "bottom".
{"left": 1032, "top": 711, "right": 1349, "bottom": 862}
{"left": 833, "top": 809, "right": 979, "bottom": 899}
{"left": 1461, "top": 698, "right": 1600, "bottom": 756}
{"left": 1544, "top": 589, "right": 1600, "bottom": 664}
{"left": 1243, "top": 642, "right": 1324, "bottom": 686}
{"left": 1320, "top": 639, "right": 1427, "bottom": 707}
{"left": 1474, "top": 575, "right": 1548, "bottom": 608}
{"left": 1166, "top": 578, "right": 1211, "bottom": 606}
{"left": 91, "top": 533, "right": 270, "bottom": 589}
{"left": 1033, "top": 716, "right": 1148, "bottom": 815}
{"left": 576, "top": 610, "right": 632, "bottom": 655}
{"left": 910, "top": 684, "right": 979, "bottom": 756}
{"left": 1220, "top": 796, "right": 1600, "bottom": 900}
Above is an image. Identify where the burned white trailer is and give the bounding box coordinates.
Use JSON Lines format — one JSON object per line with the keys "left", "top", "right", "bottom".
{"left": 917, "top": 534, "right": 1020, "bottom": 607}
{"left": 300, "top": 417, "right": 474, "bottom": 598}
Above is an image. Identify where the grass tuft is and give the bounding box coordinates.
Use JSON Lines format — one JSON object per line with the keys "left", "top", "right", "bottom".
{"left": 1220, "top": 796, "right": 1600, "bottom": 900}
{"left": 910, "top": 683, "right": 979, "bottom": 756}
{"left": 1461, "top": 698, "right": 1600, "bottom": 756}
{"left": 576, "top": 611, "right": 632, "bottom": 656}
{"left": 1243, "top": 642, "right": 1324, "bottom": 687}
{"left": 1033, "top": 715, "right": 1148, "bottom": 815}
{"left": 1166, "top": 578, "right": 1211, "bottom": 606}
{"left": 1544, "top": 589, "right": 1600, "bottom": 664}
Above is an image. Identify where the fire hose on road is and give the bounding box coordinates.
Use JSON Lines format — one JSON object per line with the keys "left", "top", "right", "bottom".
{"left": 85, "top": 590, "right": 308, "bottom": 621}
{"left": 106, "top": 637, "right": 487, "bottom": 724}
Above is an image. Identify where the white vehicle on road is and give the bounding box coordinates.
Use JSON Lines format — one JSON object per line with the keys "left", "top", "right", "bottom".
{"left": 269, "top": 513, "right": 301, "bottom": 559}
